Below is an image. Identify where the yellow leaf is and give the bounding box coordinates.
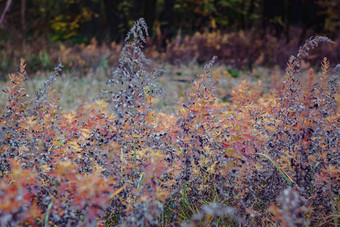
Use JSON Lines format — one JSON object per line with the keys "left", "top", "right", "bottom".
{"left": 225, "top": 149, "right": 235, "bottom": 155}
{"left": 211, "top": 18, "right": 216, "bottom": 29}
{"left": 95, "top": 99, "right": 108, "bottom": 108}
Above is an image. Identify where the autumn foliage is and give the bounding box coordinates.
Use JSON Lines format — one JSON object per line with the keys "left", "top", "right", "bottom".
{"left": 0, "top": 19, "right": 339, "bottom": 226}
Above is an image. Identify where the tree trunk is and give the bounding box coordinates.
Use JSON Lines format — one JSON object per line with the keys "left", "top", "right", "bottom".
{"left": 103, "top": 0, "right": 122, "bottom": 42}
{"left": 143, "top": 0, "right": 157, "bottom": 36}
{"left": 247, "top": 0, "right": 255, "bottom": 29}
{"left": 0, "top": 0, "right": 12, "bottom": 25}
{"left": 262, "top": 0, "right": 285, "bottom": 37}
{"left": 82, "top": 0, "right": 102, "bottom": 40}
{"left": 21, "top": 0, "right": 25, "bottom": 46}
{"left": 159, "top": 0, "right": 174, "bottom": 50}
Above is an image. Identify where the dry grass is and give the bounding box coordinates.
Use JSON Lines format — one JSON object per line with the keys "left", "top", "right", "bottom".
{"left": 0, "top": 63, "right": 282, "bottom": 114}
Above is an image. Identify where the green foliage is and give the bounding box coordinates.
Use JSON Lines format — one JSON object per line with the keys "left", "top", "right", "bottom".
{"left": 50, "top": 3, "right": 95, "bottom": 42}
{"left": 318, "top": 0, "right": 340, "bottom": 35}
{"left": 174, "top": 0, "right": 261, "bottom": 29}
{"left": 2, "top": 0, "right": 338, "bottom": 44}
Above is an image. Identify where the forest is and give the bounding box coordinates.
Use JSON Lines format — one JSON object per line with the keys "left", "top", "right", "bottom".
{"left": 0, "top": 0, "right": 340, "bottom": 76}
{"left": 1, "top": 0, "right": 340, "bottom": 42}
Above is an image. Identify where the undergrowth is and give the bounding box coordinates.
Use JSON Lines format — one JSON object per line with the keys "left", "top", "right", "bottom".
{"left": 0, "top": 18, "right": 339, "bottom": 226}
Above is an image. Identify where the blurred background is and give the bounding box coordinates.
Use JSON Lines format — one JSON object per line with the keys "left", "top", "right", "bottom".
{"left": 0, "top": 0, "right": 339, "bottom": 113}
{"left": 0, "top": 0, "right": 339, "bottom": 78}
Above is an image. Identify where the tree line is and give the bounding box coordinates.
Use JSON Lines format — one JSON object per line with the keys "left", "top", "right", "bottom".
{"left": 0, "top": 0, "right": 339, "bottom": 46}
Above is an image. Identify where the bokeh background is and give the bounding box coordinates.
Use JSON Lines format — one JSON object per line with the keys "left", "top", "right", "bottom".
{"left": 1, "top": 0, "right": 340, "bottom": 43}
{"left": 0, "top": 0, "right": 339, "bottom": 77}
{"left": 0, "top": 0, "right": 339, "bottom": 112}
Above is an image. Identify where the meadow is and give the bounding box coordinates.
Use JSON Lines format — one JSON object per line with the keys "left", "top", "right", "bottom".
{"left": 0, "top": 18, "right": 339, "bottom": 226}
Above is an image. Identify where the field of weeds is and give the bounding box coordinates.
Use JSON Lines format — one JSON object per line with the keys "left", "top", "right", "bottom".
{"left": 0, "top": 62, "right": 281, "bottom": 113}
{"left": 0, "top": 19, "right": 339, "bottom": 226}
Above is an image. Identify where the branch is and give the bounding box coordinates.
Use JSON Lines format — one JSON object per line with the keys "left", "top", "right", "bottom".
{"left": 0, "top": 0, "right": 12, "bottom": 25}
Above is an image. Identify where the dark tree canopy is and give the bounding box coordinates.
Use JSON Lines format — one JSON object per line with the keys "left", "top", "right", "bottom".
{"left": 0, "top": 0, "right": 339, "bottom": 44}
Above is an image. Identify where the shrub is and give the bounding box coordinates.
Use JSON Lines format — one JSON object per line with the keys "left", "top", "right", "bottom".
{"left": 0, "top": 19, "right": 339, "bottom": 226}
